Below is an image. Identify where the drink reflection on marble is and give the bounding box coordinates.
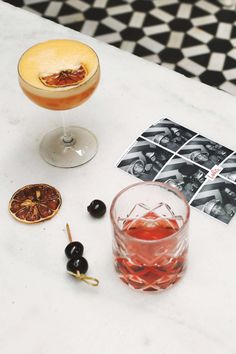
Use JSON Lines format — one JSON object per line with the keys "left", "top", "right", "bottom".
{"left": 18, "top": 39, "right": 100, "bottom": 168}
{"left": 110, "top": 182, "right": 190, "bottom": 292}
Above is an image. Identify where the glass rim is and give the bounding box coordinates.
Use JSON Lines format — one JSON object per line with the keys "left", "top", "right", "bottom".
{"left": 110, "top": 181, "right": 190, "bottom": 244}
{"left": 17, "top": 38, "right": 100, "bottom": 93}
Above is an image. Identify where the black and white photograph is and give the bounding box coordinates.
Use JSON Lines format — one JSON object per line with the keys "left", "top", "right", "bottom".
{"left": 220, "top": 153, "right": 236, "bottom": 183}
{"left": 178, "top": 135, "right": 233, "bottom": 170}
{"left": 141, "top": 118, "right": 196, "bottom": 152}
{"left": 117, "top": 119, "right": 236, "bottom": 223}
{"left": 117, "top": 137, "right": 173, "bottom": 182}
{"left": 154, "top": 156, "right": 207, "bottom": 202}
{"left": 191, "top": 177, "right": 236, "bottom": 224}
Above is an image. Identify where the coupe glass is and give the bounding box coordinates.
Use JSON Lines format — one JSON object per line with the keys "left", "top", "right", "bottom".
{"left": 18, "top": 39, "right": 100, "bottom": 168}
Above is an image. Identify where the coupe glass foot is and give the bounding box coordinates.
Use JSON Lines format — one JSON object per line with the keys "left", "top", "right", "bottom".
{"left": 39, "top": 126, "right": 98, "bottom": 168}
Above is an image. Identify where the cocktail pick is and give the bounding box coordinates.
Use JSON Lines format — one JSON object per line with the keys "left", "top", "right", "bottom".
{"left": 65, "top": 223, "right": 99, "bottom": 286}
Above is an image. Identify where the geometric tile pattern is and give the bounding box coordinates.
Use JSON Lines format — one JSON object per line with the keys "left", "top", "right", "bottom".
{"left": 4, "top": 0, "right": 236, "bottom": 95}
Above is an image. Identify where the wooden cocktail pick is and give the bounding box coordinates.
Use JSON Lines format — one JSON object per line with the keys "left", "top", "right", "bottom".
{"left": 65, "top": 223, "right": 99, "bottom": 286}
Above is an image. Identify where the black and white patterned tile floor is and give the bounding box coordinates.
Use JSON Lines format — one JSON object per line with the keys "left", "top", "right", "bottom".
{"left": 4, "top": 0, "right": 236, "bottom": 95}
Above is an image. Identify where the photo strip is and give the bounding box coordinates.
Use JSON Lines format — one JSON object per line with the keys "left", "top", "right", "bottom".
{"left": 220, "top": 152, "right": 236, "bottom": 183}
{"left": 191, "top": 177, "right": 236, "bottom": 224}
{"left": 141, "top": 118, "right": 197, "bottom": 152}
{"left": 154, "top": 156, "right": 207, "bottom": 202}
{"left": 117, "top": 118, "right": 236, "bottom": 224}
{"left": 117, "top": 137, "right": 173, "bottom": 181}
{"left": 178, "top": 135, "right": 233, "bottom": 170}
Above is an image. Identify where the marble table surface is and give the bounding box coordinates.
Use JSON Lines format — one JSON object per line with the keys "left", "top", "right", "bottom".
{"left": 0, "top": 2, "right": 236, "bottom": 354}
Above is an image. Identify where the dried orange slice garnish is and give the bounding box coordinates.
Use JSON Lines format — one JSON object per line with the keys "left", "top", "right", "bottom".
{"left": 9, "top": 184, "right": 62, "bottom": 224}
{"left": 39, "top": 65, "right": 87, "bottom": 87}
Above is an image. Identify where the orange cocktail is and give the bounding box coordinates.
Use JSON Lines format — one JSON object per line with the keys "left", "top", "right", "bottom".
{"left": 18, "top": 39, "right": 100, "bottom": 168}
{"left": 18, "top": 39, "right": 100, "bottom": 110}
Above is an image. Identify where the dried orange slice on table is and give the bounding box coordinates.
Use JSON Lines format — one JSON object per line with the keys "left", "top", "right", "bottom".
{"left": 39, "top": 65, "right": 87, "bottom": 88}
{"left": 9, "top": 184, "right": 62, "bottom": 224}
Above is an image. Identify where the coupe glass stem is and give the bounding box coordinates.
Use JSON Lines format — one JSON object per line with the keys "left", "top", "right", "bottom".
{"left": 61, "top": 110, "right": 74, "bottom": 145}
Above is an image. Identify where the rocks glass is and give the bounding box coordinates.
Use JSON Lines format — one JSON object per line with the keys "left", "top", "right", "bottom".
{"left": 110, "top": 182, "right": 190, "bottom": 292}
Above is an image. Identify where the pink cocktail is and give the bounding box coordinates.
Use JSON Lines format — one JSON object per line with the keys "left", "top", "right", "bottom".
{"left": 110, "top": 182, "right": 190, "bottom": 292}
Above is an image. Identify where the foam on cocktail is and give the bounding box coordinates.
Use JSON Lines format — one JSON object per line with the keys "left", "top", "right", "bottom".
{"left": 18, "top": 39, "right": 100, "bottom": 109}
{"left": 19, "top": 39, "right": 98, "bottom": 90}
